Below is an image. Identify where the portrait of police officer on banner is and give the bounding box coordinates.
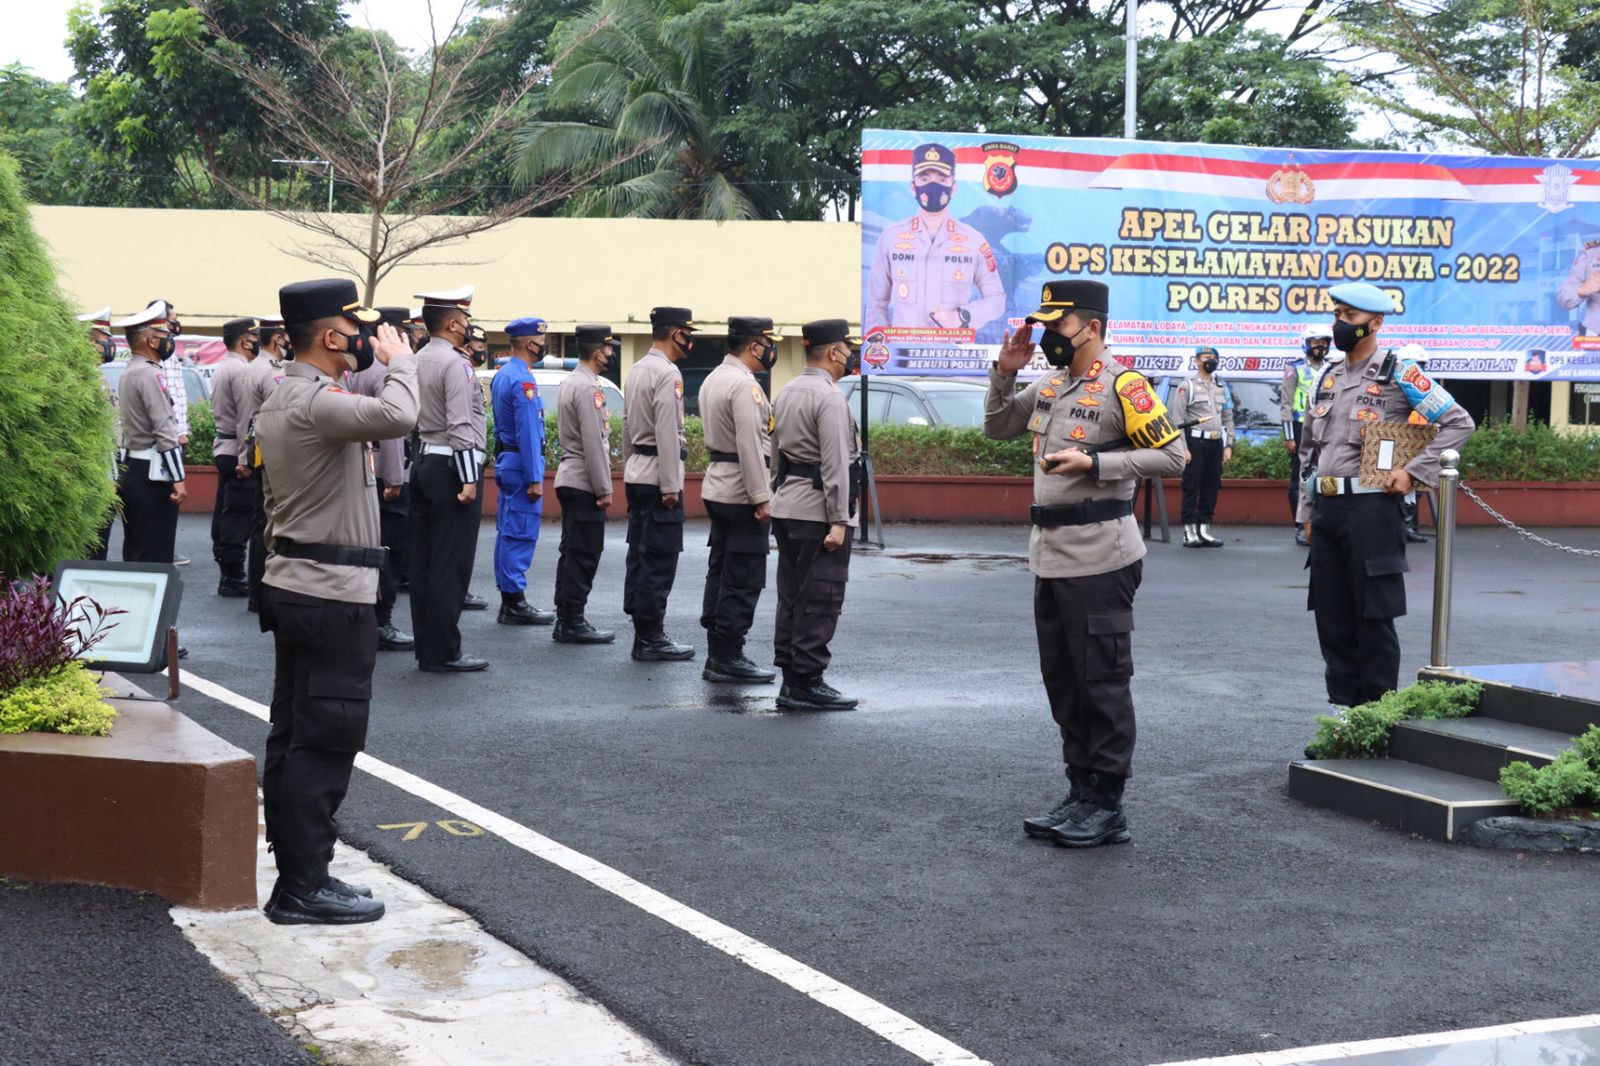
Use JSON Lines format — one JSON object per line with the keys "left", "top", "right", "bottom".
{"left": 865, "top": 142, "right": 1007, "bottom": 336}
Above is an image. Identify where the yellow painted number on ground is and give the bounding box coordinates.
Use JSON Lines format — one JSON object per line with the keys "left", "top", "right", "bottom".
{"left": 378, "top": 819, "right": 486, "bottom": 841}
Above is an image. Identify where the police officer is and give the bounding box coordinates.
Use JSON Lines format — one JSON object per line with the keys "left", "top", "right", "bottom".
{"left": 240, "top": 316, "right": 289, "bottom": 612}
{"left": 347, "top": 307, "right": 417, "bottom": 651}
{"left": 552, "top": 325, "right": 619, "bottom": 644}
{"left": 1297, "top": 282, "right": 1475, "bottom": 708}
{"left": 77, "top": 305, "right": 117, "bottom": 363}
{"left": 79, "top": 306, "right": 119, "bottom": 561}
{"left": 864, "top": 142, "right": 1007, "bottom": 333}
{"left": 1557, "top": 237, "right": 1600, "bottom": 335}
{"left": 209, "top": 317, "right": 260, "bottom": 595}
{"left": 1282, "top": 325, "right": 1331, "bottom": 546}
{"left": 771, "top": 319, "right": 862, "bottom": 710}
{"left": 404, "top": 306, "right": 428, "bottom": 352}
{"left": 622, "top": 307, "right": 695, "bottom": 661}
{"left": 111, "top": 302, "right": 189, "bottom": 563}
{"left": 699, "top": 316, "right": 781, "bottom": 684}
{"left": 256, "top": 278, "right": 415, "bottom": 925}
{"left": 491, "top": 317, "right": 555, "bottom": 626}
{"left": 466, "top": 324, "right": 491, "bottom": 370}
{"left": 409, "top": 285, "right": 488, "bottom": 672}
{"left": 1169, "top": 345, "right": 1234, "bottom": 547}
{"left": 985, "top": 280, "right": 1185, "bottom": 848}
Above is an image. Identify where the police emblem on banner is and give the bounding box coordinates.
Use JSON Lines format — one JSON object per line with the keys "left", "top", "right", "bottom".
{"left": 1266, "top": 161, "right": 1315, "bottom": 205}
{"left": 863, "top": 328, "right": 891, "bottom": 370}
{"left": 981, "top": 141, "right": 1020, "bottom": 199}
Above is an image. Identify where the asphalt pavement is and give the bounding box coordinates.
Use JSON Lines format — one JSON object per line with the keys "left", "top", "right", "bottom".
{"left": 115, "top": 516, "right": 1600, "bottom": 1065}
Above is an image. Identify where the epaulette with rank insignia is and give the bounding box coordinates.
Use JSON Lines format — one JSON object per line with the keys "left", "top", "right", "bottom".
{"left": 1113, "top": 370, "right": 1181, "bottom": 449}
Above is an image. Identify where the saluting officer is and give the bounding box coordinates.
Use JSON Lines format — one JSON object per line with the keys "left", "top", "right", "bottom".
{"left": 622, "top": 307, "right": 696, "bottom": 661}
{"left": 1282, "top": 325, "right": 1331, "bottom": 546}
{"left": 698, "top": 316, "right": 782, "bottom": 684}
{"left": 1297, "top": 282, "right": 1474, "bottom": 708}
{"left": 985, "top": 280, "right": 1185, "bottom": 849}
{"left": 347, "top": 307, "right": 417, "bottom": 652}
{"left": 112, "top": 302, "right": 188, "bottom": 563}
{"left": 490, "top": 317, "right": 555, "bottom": 626}
{"left": 1557, "top": 236, "right": 1600, "bottom": 335}
{"left": 241, "top": 315, "right": 289, "bottom": 612}
{"left": 409, "top": 285, "right": 489, "bottom": 673}
{"left": 552, "top": 325, "right": 619, "bottom": 644}
{"left": 1169, "top": 345, "right": 1234, "bottom": 548}
{"left": 208, "top": 317, "right": 260, "bottom": 595}
{"left": 770, "top": 319, "right": 862, "bottom": 711}
{"left": 256, "top": 278, "right": 416, "bottom": 925}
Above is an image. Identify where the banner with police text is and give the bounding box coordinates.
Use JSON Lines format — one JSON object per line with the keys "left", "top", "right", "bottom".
{"left": 859, "top": 130, "right": 1600, "bottom": 381}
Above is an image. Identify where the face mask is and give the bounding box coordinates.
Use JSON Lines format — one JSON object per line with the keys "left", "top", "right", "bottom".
{"left": 1332, "top": 319, "right": 1370, "bottom": 354}
{"left": 1039, "top": 324, "right": 1088, "bottom": 369}
{"left": 756, "top": 340, "right": 778, "bottom": 372}
{"left": 338, "top": 328, "right": 375, "bottom": 372}
{"left": 845, "top": 349, "right": 861, "bottom": 375}
{"left": 169, "top": 319, "right": 183, "bottom": 336}
{"left": 530, "top": 342, "right": 547, "bottom": 362}
{"left": 1306, "top": 343, "right": 1329, "bottom": 361}
{"left": 98, "top": 339, "right": 116, "bottom": 363}
{"left": 1199, "top": 358, "right": 1219, "bottom": 373}
{"left": 677, "top": 331, "right": 694, "bottom": 355}
{"left": 153, "top": 333, "right": 176, "bottom": 359}
{"left": 913, "top": 180, "right": 952, "bottom": 212}
{"left": 470, "top": 347, "right": 488, "bottom": 368}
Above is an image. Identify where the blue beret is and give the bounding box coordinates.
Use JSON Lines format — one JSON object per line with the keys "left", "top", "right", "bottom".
{"left": 1327, "top": 283, "right": 1396, "bottom": 314}
{"left": 506, "top": 316, "right": 547, "bottom": 337}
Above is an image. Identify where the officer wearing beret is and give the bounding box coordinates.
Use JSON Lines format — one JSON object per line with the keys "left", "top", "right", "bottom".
{"left": 1297, "top": 282, "right": 1474, "bottom": 707}
{"left": 698, "top": 316, "right": 781, "bottom": 684}
{"left": 111, "top": 302, "right": 188, "bottom": 563}
{"left": 241, "top": 315, "right": 289, "bottom": 611}
{"left": 622, "top": 307, "right": 696, "bottom": 661}
{"left": 491, "top": 317, "right": 555, "bottom": 626}
{"left": 864, "top": 143, "right": 1007, "bottom": 334}
{"left": 986, "top": 280, "right": 1186, "bottom": 848}
{"left": 255, "top": 278, "right": 416, "bottom": 924}
{"left": 1282, "top": 325, "right": 1332, "bottom": 546}
{"left": 345, "top": 307, "right": 417, "bottom": 651}
{"left": 409, "top": 285, "right": 489, "bottom": 672}
{"left": 209, "top": 317, "right": 261, "bottom": 594}
{"left": 552, "top": 325, "right": 619, "bottom": 644}
{"left": 770, "top": 319, "right": 862, "bottom": 710}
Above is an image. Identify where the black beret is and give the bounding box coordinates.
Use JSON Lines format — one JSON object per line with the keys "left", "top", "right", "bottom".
{"left": 801, "top": 319, "right": 862, "bottom": 348}
{"left": 222, "top": 317, "right": 258, "bottom": 345}
{"left": 575, "top": 324, "right": 617, "bottom": 344}
{"left": 650, "top": 306, "right": 696, "bottom": 331}
{"left": 278, "top": 279, "right": 379, "bottom": 328}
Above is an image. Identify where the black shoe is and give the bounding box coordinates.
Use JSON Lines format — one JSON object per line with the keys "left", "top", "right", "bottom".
{"left": 264, "top": 881, "right": 385, "bottom": 925}
{"left": 1024, "top": 795, "right": 1084, "bottom": 838}
{"left": 419, "top": 655, "right": 489, "bottom": 673}
{"left": 377, "top": 624, "right": 415, "bottom": 650}
{"left": 327, "top": 875, "right": 373, "bottom": 899}
{"left": 498, "top": 601, "right": 555, "bottom": 626}
{"left": 1406, "top": 529, "right": 1428, "bottom": 544}
{"left": 1049, "top": 802, "right": 1131, "bottom": 848}
{"left": 632, "top": 635, "right": 695, "bottom": 661}
{"left": 703, "top": 654, "right": 777, "bottom": 684}
{"left": 776, "top": 679, "right": 858, "bottom": 710}
{"left": 217, "top": 581, "right": 250, "bottom": 598}
{"left": 553, "top": 616, "right": 616, "bottom": 644}
{"left": 462, "top": 592, "right": 487, "bottom": 611}
{"left": 1294, "top": 527, "right": 1309, "bottom": 547}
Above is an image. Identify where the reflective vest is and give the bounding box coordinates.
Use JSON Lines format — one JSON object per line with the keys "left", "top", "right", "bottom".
{"left": 1291, "top": 361, "right": 1317, "bottom": 419}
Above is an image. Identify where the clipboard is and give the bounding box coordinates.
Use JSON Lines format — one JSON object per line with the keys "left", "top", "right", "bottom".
{"left": 1359, "top": 421, "right": 1437, "bottom": 487}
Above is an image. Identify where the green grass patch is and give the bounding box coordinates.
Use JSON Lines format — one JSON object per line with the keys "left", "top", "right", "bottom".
{"left": 1304, "top": 681, "right": 1483, "bottom": 759}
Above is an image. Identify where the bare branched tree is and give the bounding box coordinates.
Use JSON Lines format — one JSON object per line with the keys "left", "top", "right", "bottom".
{"left": 189, "top": 0, "right": 653, "bottom": 300}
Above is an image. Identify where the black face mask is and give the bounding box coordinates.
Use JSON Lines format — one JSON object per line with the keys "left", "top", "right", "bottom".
{"left": 1305, "top": 343, "right": 1329, "bottom": 361}
{"left": 1199, "top": 358, "right": 1219, "bottom": 373}
{"left": 1332, "top": 319, "right": 1370, "bottom": 354}
{"left": 338, "top": 328, "right": 375, "bottom": 373}
{"left": 913, "top": 180, "right": 952, "bottom": 212}
{"left": 756, "top": 340, "right": 778, "bottom": 372}
{"left": 470, "top": 347, "right": 488, "bottom": 368}
{"left": 677, "top": 330, "right": 694, "bottom": 355}
{"left": 153, "top": 333, "right": 176, "bottom": 360}
{"left": 844, "top": 349, "right": 861, "bottom": 375}
{"left": 1039, "top": 324, "right": 1088, "bottom": 369}
{"left": 169, "top": 319, "right": 183, "bottom": 335}
{"left": 98, "top": 339, "right": 116, "bottom": 363}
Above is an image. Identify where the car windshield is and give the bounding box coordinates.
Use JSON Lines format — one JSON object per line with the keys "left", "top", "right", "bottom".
{"left": 1226, "top": 381, "right": 1283, "bottom": 430}
{"left": 920, "top": 387, "right": 987, "bottom": 427}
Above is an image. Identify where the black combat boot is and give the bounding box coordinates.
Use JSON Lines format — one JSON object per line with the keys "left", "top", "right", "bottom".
{"left": 1404, "top": 498, "right": 1427, "bottom": 543}
{"left": 703, "top": 634, "right": 777, "bottom": 683}
{"left": 1024, "top": 766, "right": 1087, "bottom": 838}
{"left": 263, "top": 856, "right": 385, "bottom": 925}
{"left": 552, "top": 605, "right": 615, "bottom": 644}
{"left": 776, "top": 674, "right": 858, "bottom": 710}
{"left": 1049, "top": 771, "right": 1131, "bottom": 848}
{"left": 498, "top": 593, "right": 555, "bottom": 625}
{"left": 631, "top": 622, "right": 694, "bottom": 662}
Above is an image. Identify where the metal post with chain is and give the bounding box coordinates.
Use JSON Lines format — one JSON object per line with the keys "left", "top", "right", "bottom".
{"left": 1458, "top": 482, "right": 1600, "bottom": 558}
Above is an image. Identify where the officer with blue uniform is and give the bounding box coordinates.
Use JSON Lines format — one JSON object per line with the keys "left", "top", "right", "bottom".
{"left": 491, "top": 317, "right": 555, "bottom": 626}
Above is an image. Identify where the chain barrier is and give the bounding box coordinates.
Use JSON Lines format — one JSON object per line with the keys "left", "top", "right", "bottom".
{"left": 1458, "top": 482, "right": 1600, "bottom": 558}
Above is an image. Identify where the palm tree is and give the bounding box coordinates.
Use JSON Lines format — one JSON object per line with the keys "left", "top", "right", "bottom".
{"left": 515, "top": 0, "right": 801, "bottom": 220}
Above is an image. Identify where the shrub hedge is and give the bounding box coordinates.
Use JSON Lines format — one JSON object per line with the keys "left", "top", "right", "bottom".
{"left": 1499, "top": 725, "right": 1600, "bottom": 817}
{"left": 1304, "top": 681, "right": 1483, "bottom": 759}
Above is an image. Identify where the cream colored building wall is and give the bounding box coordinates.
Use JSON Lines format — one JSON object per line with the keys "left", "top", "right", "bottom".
{"left": 33, "top": 207, "right": 861, "bottom": 393}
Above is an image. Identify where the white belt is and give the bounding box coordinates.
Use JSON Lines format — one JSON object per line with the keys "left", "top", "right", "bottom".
{"left": 125, "top": 448, "right": 158, "bottom": 460}
{"left": 1317, "top": 476, "right": 1383, "bottom": 496}
{"left": 421, "top": 444, "right": 454, "bottom": 456}
{"left": 1187, "top": 430, "right": 1223, "bottom": 440}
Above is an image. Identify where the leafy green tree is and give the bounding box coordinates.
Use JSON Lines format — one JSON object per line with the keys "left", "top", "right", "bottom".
{"left": 0, "top": 66, "right": 79, "bottom": 204}
{"left": 0, "top": 152, "right": 117, "bottom": 578}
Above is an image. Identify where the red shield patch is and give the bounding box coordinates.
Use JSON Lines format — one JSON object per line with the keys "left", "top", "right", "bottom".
{"left": 1118, "top": 377, "right": 1155, "bottom": 414}
{"left": 592, "top": 389, "right": 606, "bottom": 409}
{"left": 522, "top": 382, "right": 538, "bottom": 400}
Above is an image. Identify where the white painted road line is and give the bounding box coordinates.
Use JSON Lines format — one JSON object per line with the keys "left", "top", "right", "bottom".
{"left": 182, "top": 671, "right": 993, "bottom": 1066}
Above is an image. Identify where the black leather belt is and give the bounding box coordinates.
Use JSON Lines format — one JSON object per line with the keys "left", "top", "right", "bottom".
{"left": 215, "top": 432, "right": 237, "bottom": 440}
{"left": 633, "top": 444, "right": 687, "bottom": 459}
{"left": 1029, "top": 499, "right": 1135, "bottom": 527}
{"left": 708, "top": 449, "right": 769, "bottom": 466}
{"left": 496, "top": 439, "right": 519, "bottom": 452}
{"left": 274, "top": 538, "right": 389, "bottom": 569}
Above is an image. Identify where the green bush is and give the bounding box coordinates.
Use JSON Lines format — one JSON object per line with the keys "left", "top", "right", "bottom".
{"left": 185, "top": 399, "right": 215, "bottom": 465}
{"left": 1223, "top": 437, "right": 1293, "bottom": 479}
{"left": 1305, "top": 681, "right": 1483, "bottom": 759}
{"left": 870, "top": 425, "right": 1034, "bottom": 476}
{"left": 1459, "top": 419, "right": 1600, "bottom": 482}
{"left": 0, "top": 150, "right": 117, "bottom": 577}
{"left": 1499, "top": 724, "right": 1600, "bottom": 817}
{"left": 0, "top": 662, "right": 116, "bottom": 737}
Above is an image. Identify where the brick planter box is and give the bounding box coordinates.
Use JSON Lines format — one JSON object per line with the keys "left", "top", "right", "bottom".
{"left": 0, "top": 689, "right": 257, "bottom": 910}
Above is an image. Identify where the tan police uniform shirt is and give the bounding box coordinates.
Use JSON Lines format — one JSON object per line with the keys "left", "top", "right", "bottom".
{"left": 985, "top": 357, "right": 1186, "bottom": 579}
{"left": 258, "top": 356, "right": 420, "bottom": 604}
{"left": 556, "top": 363, "right": 614, "bottom": 496}
{"left": 1167, "top": 375, "right": 1235, "bottom": 446}
{"left": 416, "top": 337, "right": 478, "bottom": 450}
{"left": 118, "top": 355, "right": 180, "bottom": 454}
{"left": 623, "top": 348, "right": 686, "bottom": 492}
{"left": 699, "top": 356, "right": 772, "bottom": 506}
{"left": 347, "top": 361, "right": 411, "bottom": 485}
{"left": 239, "top": 356, "right": 286, "bottom": 464}
{"left": 865, "top": 213, "right": 1007, "bottom": 331}
{"left": 208, "top": 350, "right": 251, "bottom": 443}
{"left": 771, "top": 367, "right": 859, "bottom": 527}
{"left": 1295, "top": 350, "right": 1475, "bottom": 523}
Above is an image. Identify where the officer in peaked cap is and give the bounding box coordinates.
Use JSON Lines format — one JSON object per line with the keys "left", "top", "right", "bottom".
{"left": 491, "top": 316, "right": 556, "bottom": 626}
{"left": 770, "top": 318, "right": 862, "bottom": 710}
{"left": 552, "top": 324, "right": 621, "bottom": 644}
{"left": 111, "top": 301, "right": 188, "bottom": 563}
{"left": 404, "top": 306, "right": 428, "bottom": 351}
{"left": 986, "top": 278, "right": 1186, "bottom": 848}
{"left": 698, "top": 316, "right": 782, "bottom": 684}
{"left": 864, "top": 142, "right": 1007, "bottom": 335}
{"left": 621, "top": 306, "right": 697, "bottom": 661}
{"left": 209, "top": 317, "right": 262, "bottom": 595}
{"left": 241, "top": 314, "right": 290, "bottom": 611}
{"left": 409, "top": 285, "right": 491, "bottom": 672}
{"left": 254, "top": 278, "right": 415, "bottom": 925}
{"left": 77, "top": 306, "right": 116, "bottom": 363}
{"left": 1296, "top": 281, "right": 1473, "bottom": 708}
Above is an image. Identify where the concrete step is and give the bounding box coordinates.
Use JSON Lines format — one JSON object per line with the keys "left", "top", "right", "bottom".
{"left": 1419, "top": 663, "right": 1600, "bottom": 736}
{"left": 1288, "top": 758, "right": 1520, "bottom": 842}
{"left": 1387, "top": 716, "right": 1574, "bottom": 782}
